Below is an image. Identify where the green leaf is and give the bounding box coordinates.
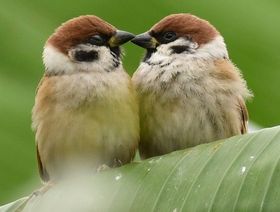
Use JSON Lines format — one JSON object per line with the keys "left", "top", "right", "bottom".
{"left": 0, "top": 197, "right": 28, "bottom": 212}
{"left": 1, "top": 126, "right": 280, "bottom": 211}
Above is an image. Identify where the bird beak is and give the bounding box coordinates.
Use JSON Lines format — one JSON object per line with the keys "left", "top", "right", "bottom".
{"left": 109, "top": 30, "right": 135, "bottom": 47}
{"left": 131, "top": 32, "right": 159, "bottom": 49}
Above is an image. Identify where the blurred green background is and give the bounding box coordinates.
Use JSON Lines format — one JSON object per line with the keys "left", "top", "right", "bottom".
{"left": 0, "top": 0, "right": 279, "bottom": 204}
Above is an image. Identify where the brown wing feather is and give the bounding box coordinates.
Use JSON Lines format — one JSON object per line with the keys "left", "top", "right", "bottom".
{"left": 36, "top": 145, "right": 49, "bottom": 182}
{"left": 237, "top": 97, "right": 249, "bottom": 134}
{"left": 34, "top": 75, "right": 51, "bottom": 182}
{"left": 213, "top": 59, "right": 250, "bottom": 134}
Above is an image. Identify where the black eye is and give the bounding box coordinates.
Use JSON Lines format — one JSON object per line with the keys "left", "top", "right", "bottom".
{"left": 162, "top": 31, "right": 177, "bottom": 43}
{"left": 88, "top": 35, "right": 105, "bottom": 46}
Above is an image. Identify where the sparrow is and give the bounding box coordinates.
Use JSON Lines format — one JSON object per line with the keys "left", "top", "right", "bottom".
{"left": 32, "top": 15, "right": 139, "bottom": 182}
{"left": 131, "top": 14, "right": 252, "bottom": 159}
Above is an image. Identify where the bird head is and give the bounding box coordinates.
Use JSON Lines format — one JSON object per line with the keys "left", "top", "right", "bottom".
{"left": 43, "top": 15, "right": 134, "bottom": 75}
{"left": 132, "top": 14, "right": 228, "bottom": 63}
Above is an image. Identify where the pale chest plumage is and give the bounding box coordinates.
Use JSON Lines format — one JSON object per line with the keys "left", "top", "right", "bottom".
{"left": 132, "top": 37, "right": 251, "bottom": 158}
{"left": 32, "top": 69, "right": 139, "bottom": 179}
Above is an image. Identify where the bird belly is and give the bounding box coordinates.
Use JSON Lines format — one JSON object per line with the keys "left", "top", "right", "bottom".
{"left": 139, "top": 92, "right": 240, "bottom": 158}
{"left": 37, "top": 104, "right": 137, "bottom": 178}
{"left": 33, "top": 72, "right": 139, "bottom": 179}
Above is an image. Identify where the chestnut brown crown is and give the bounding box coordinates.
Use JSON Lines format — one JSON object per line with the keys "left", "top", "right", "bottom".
{"left": 47, "top": 15, "right": 134, "bottom": 55}
{"left": 47, "top": 15, "right": 115, "bottom": 54}
{"left": 151, "top": 14, "right": 219, "bottom": 45}
{"left": 132, "top": 14, "right": 220, "bottom": 49}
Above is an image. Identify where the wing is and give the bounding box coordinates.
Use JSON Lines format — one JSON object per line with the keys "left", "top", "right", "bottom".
{"left": 213, "top": 59, "right": 250, "bottom": 134}
{"left": 34, "top": 75, "right": 50, "bottom": 182}
{"left": 36, "top": 145, "right": 49, "bottom": 182}
{"left": 237, "top": 96, "right": 249, "bottom": 134}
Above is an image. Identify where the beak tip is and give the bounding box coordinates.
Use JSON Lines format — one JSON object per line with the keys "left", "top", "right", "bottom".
{"left": 114, "top": 30, "right": 135, "bottom": 45}
{"left": 130, "top": 37, "right": 138, "bottom": 44}
{"left": 130, "top": 32, "right": 156, "bottom": 49}
{"left": 126, "top": 32, "right": 136, "bottom": 41}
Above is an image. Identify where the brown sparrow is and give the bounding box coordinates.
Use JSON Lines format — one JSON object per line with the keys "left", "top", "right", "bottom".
{"left": 32, "top": 15, "right": 139, "bottom": 182}
{"left": 131, "top": 14, "right": 252, "bottom": 159}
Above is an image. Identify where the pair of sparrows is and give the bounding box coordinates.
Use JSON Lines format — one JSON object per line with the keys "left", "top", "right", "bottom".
{"left": 32, "top": 14, "right": 252, "bottom": 182}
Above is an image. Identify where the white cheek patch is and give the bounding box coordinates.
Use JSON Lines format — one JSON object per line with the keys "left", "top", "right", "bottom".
{"left": 43, "top": 44, "right": 120, "bottom": 75}
{"left": 195, "top": 36, "right": 228, "bottom": 60}
{"left": 147, "top": 36, "right": 228, "bottom": 65}
{"left": 43, "top": 45, "right": 76, "bottom": 74}
{"left": 157, "top": 38, "right": 198, "bottom": 55}
{"left": 70, "top": 44, "right": 119, "bottom": 72}
{"left": 68, "top": 44, "right": 98, "bottom": 62}
{"left": 146, "top": 38, "right": 198, "bottom": 65}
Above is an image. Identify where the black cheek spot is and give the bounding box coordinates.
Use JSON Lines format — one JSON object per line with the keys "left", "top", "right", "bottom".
{"left": 74, "top": 50, "right": 98, "bottom": 62}
{"left": 171, "top": 45, "right": 191, "bottom": 54}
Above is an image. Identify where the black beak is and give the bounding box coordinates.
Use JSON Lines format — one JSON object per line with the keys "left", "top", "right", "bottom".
{"left": 109, "top": 30, "right": 135, "bottom": 47}
{"left": 131, "top": 32, "right": 159, "bottom": 49}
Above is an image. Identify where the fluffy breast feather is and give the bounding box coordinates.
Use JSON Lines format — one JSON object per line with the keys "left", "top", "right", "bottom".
{"left": 32, "top": 69, "right": 139, "bottom": 178}
{"left": 132, "top": 36, "right": 252, "bottom": 158}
